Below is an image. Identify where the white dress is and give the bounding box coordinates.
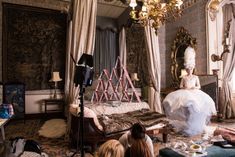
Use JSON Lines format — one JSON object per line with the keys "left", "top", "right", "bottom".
{"left": 163, "top": 75, "right": 217, "bottom": 136}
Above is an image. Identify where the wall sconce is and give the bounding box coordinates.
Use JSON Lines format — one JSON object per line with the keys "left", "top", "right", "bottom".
{"left": 211, "top": 19, "right": 231, "bottom": 62}
{"left": 179, "top": 69, "right": 187, "bottom": 78}
{"left": 49, "top": 71, "right": 62, "bottom": 99}
{"left": 208, "top": 0, "right": 221, "bottom": 21}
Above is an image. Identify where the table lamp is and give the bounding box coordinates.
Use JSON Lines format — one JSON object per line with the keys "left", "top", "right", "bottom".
{"left": 180, "top": 69, "right": 187, "bottom": 78}
{"left": 131, "top": 73, "right": 140, "bottom": 86}
{"left": 50, "top": 71, "right": 62, "bottom": 99}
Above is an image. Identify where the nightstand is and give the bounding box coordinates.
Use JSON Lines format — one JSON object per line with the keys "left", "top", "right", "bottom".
{"left": 161, "top": 87, "right": 178, "bottom": 101}
{"left": 44, "top": 99, "right": 64, "bottom": 118}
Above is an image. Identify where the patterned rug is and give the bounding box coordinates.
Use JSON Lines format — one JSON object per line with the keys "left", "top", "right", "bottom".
{"left": 4, "top": 119, "right": 92, "bottom": 157}
{"left": 4, "top": 118, "right": 235, "bottom": 157}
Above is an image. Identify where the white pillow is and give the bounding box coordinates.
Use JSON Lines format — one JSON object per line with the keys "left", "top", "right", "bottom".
{"left": 84, "top": 107, "right": 103, "bottom": 131}
{"left": 71, "top": 104, "right": 103, "bottom": 131}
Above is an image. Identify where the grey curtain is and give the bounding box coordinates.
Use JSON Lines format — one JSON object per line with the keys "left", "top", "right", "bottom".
{"left": 221, "top": 4, "right": 235, "bottom": 118}
{"left": 94, "top": 28, "right": 118, "bottom": 74}
{"left": 119, "top": 27, "right": 127, "bottom": 68}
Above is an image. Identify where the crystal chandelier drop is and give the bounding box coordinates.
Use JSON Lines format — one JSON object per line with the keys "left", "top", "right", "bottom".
{"left": 129, "top": 0, "right": 183, "bottom": 33}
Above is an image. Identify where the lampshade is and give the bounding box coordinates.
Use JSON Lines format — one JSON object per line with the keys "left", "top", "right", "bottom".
{"left": 180, "top": 69, "right": 187, "bottom": 78}
{"left": 129, "top": 0, "right": 137, "bottom": 8}
{"left": 131, "top": 73, "right": 140, "bottom": 81}
{"left": 50, "top": 72, "right": 62, "bottom": 82}
{"left": 209, "top": 0, "right": 220, "bottom": 11}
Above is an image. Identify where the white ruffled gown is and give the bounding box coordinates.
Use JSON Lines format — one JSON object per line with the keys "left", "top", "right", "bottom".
{"left": 163, "top": 75, "right": 217, "bottom": 136}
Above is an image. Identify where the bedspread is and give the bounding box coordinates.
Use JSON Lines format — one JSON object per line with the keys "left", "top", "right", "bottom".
{"left": 98, "top": 109, "right": 168, "bottom": 135}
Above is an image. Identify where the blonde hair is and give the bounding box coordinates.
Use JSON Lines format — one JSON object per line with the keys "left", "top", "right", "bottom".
{"left": 95, "top": 139, "right": 124, "bottom": 157}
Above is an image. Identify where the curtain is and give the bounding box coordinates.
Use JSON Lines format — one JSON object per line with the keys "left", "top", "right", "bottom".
{"left": 94, "top": 28, "right": 117, "bottom": 74}
{"left": 64, "top": 0, "right": 96, "bottom": 138}
{"left": 144, "top": 24, "right": 162, "bottom": 113}
{"left": 65, "top": 0, "right": 97, "bottom": 105}
{"left": 119, "top": 27, "right": 127, "bottom": 68}
{"left": 221, "top": 4, "right": 235, "bottom": 118}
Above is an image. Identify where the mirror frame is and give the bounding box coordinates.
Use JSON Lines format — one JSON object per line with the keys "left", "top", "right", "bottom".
{"left": 171, "top": 27, "right": 197, "bottom": 87}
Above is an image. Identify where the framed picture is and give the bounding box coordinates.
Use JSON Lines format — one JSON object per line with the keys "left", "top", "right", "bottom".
{"left": 0, "top": 83, "right": 3, "bottom": 104}
{"left": 3, "top": 82, "right": 25, "bottom": 119}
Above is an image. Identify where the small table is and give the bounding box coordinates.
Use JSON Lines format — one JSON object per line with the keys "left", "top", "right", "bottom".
{"left": 44, "top": 99, "right": 64, "bottom": 118}
{"left": 0, "top": 118, "right": 10, "bottom": 141}
{"left": 146, "top": 124, "right": 169, "bottom": 143}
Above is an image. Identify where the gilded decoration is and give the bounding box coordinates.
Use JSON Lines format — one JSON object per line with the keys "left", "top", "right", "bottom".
{"left": 171, "top": 27, "right": 197, "bottom": 87}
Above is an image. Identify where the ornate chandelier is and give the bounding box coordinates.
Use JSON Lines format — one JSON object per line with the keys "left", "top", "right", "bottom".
{"left": 129, "top": 0, "right": 183, "bottom": 33}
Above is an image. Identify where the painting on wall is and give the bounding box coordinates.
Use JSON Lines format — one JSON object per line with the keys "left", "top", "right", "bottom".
{"left": 2, "top": 3, "right": 67, "bottom": 90}
{"left": 3, "top": 83, "right": 25, "bottom": 119}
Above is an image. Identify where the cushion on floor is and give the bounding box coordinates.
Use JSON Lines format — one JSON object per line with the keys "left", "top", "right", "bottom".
{"left": 38, "top": 119, "right": 66, "bottom": 138}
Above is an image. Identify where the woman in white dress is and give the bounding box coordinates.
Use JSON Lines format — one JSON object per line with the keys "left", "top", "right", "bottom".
{"left": 163, "top": 66, "right": 217, "bottom": 136}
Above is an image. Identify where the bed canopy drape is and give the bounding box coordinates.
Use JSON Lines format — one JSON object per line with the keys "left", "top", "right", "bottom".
{"left": 144, "top": 22, "right": 162, "bottom": 113}
{"left": 65, "top": 0, "right": 97, "bottom": 106}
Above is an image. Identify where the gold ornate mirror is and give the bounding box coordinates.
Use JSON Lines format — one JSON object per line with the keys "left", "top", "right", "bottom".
{"left": 171, "top": 27, "right": 197, "bottom": 87}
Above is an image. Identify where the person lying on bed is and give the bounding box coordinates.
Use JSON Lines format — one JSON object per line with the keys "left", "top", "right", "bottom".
{"left": 119, "top": 123, "right": 154, "bottom": 157}
{"left": 163, "top": 65, "right": 217, "bottom": 136}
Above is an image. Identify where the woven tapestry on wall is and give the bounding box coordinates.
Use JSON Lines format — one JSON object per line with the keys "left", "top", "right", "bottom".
{"left": 2, "top": 3, "right": 67, "bottom": 90}
{"left": 126, "top": 25, "right": 150, "bottom": 88}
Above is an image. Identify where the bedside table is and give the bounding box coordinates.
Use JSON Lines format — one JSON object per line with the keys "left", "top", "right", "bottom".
{"left": 44, "top": 99, "right": 64, "bottom": 118}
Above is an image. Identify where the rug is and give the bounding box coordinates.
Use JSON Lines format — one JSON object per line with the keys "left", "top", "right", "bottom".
{"left": 38, "top": 119, "right": 67, "bottom": 138}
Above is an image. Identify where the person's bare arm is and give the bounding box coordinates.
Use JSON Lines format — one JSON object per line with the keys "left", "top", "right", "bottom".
{"left": 180, "top": 77, "right": 185, "bottom": 89}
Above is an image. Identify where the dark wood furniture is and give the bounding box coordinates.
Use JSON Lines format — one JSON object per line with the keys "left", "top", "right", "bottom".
{"left": 198, "top": 74, "right": 219, "bottom": 110}
{"left": 70, "top": 115, "right": 123, "bottom": 152}
{"left": 70, "top": 113, "right": 169, "bottom": 152}
{"left": 44, "top": 99, "right": 64, "bottom": 118}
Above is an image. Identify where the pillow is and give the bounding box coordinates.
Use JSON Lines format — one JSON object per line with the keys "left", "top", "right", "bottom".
{"left": 84, "top": 107, "right": 103, "bottom": 131}
{"left": 73, "top": 105, "right": 103, "bottom": 131}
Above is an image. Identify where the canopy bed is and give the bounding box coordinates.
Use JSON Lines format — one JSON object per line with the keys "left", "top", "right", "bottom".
{"left": 69, "top": 58, "right": 169, "bottom": 151}
{"left": 163, "top": 27, "right": 218, "bottom": 136}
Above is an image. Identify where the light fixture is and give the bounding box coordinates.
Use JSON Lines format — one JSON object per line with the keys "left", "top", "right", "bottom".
{"left": 208, "top": 0, "right": 221, "bottom": 21}
{"left": 129, "top": 0, "right": 183, "bottom": 34}
{"left": 131, "top": 73, "right": 140, "bottom": 86}
{"left": 50, "top": 71, "right": 62, "bottom": 99}
{"left": 179, "top": 69, "right": 187, "bottom": 78}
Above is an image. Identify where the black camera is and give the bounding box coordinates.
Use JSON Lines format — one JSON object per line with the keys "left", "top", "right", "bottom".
{"left": 74, "top": 54, "right": 94, "bottom": 87}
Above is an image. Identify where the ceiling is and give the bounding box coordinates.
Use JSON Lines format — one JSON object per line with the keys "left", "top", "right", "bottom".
{"left": 97, "top": 0, "right": 128, "bottom": 18}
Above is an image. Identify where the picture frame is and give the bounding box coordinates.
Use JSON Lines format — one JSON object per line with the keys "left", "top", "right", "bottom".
{"left": 3, "top": 82, "right": 25, "bottom": 119}
{"left": 0, "top": 82, "right": 3, "bottom": 105}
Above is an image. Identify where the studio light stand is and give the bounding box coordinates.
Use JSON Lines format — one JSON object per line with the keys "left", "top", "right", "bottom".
{"left": 71, "top": 53, "right": 94, "bottom": 157}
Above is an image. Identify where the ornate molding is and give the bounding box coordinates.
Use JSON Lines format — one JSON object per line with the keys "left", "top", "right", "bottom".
{"left": 181, "top": 0, "right": 200, "bottom": 10}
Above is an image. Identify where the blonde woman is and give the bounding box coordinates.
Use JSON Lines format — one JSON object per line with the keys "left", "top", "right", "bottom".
{"left": 95, "top": 139, "right": 124, "bottom": 157}
{"left": 163, "top": 46, "right": 216, "bottom": 136}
